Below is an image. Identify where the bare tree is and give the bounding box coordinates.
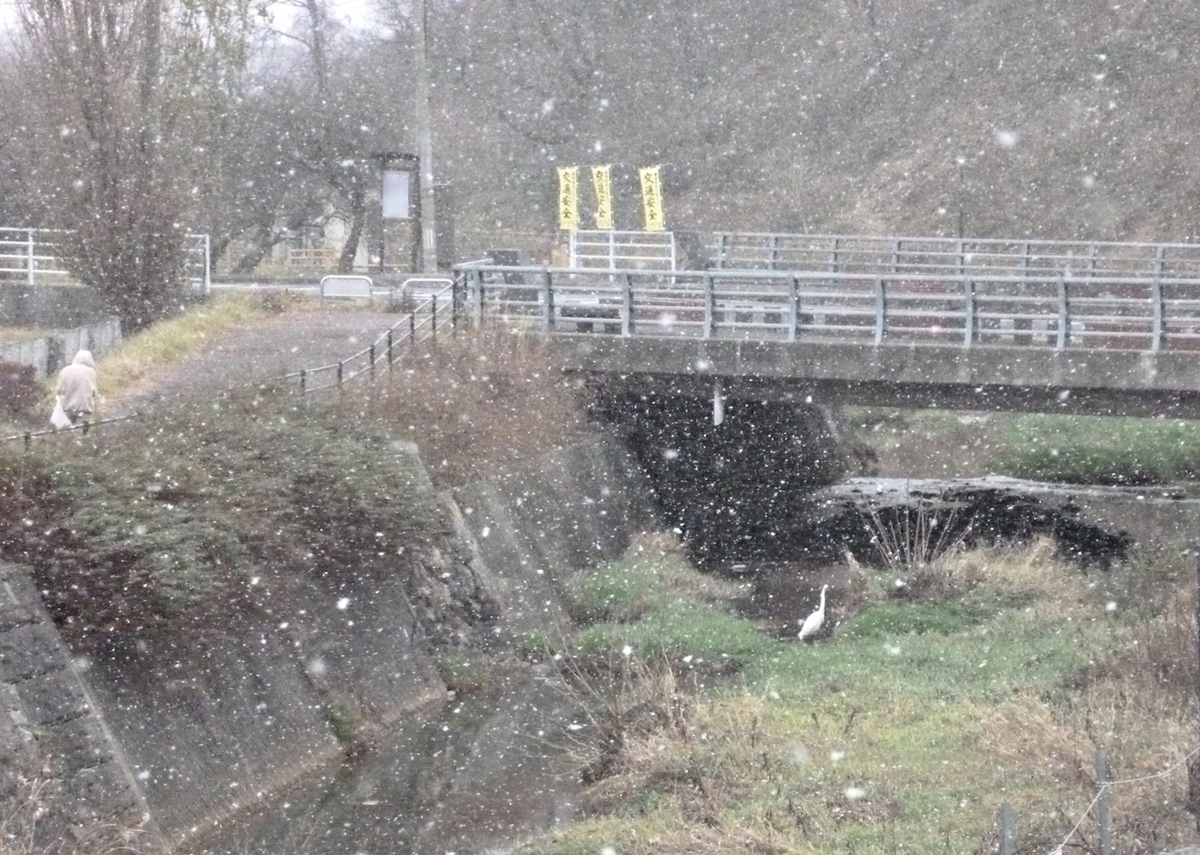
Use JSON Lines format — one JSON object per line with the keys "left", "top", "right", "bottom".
{"left": 200, "top": 1, "right": 407, "bottom": 275}
{"left": 12, "top": 0, "right": 257, "bottom": 330}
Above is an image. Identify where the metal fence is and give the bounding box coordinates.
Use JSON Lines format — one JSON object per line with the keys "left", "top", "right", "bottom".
{"left": 710, "top": 232, "right": 1200, "bottom": 280}
{"left": 453, "top": 262, "right": 1200, "bottom": 353}
{"left": 568, "top": 230, "right": 677, "bottom": 271}
{"left": 0, "top": 228, "right": 212, "bottom": 293}
{"left": 279, "top": 280, "right": 459, "bottom": 393}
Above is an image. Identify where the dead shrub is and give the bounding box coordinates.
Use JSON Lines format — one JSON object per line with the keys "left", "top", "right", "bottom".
{"left": 548, "top": 648, "right": 696, "bottom": 805}
{"left": 0, "top": 361, "right": 40, "bottom": 421}
{"left": 1092, "top": 577, "right": 1197, "bottom": 710}
{"left": 368, "top": 325, "right": 587, "bottom": 488}
{"left": 974, "top": 697, "right": 1093, "bottom": 788}
{"left": 947, "top": 536, "right": 1090, "bottom": 608}
{"left": 627, "top": 529, "right": 687, "bottom": 559}
{"left": 861, "top": 502, "right": 971, "bottom": 599}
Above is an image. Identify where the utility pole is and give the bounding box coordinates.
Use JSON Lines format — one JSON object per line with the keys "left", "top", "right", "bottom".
{"left": 413, "top": 0, "right": 438, "bottom": 272}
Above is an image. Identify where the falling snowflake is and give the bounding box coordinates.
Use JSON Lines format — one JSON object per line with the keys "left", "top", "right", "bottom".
{"left": 994, "top": 129, "right": 1018, "bottom": 148}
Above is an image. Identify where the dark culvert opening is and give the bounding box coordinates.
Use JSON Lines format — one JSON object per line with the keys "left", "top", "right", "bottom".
{"left": 594, "top": 390, "right": 853, "bottom": 563}
{"left": 595, "top": 389, "right": 1133, "bottom": 569}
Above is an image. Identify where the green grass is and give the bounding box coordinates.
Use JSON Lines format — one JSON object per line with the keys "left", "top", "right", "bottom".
{"left": 849, "top": 405, "right": 1200, "bottom": 485}
{"left": 0, "top": 388, "right": 447, "bottom": 651}
{"left": 994, "top": 413, "right": 1200, "bottom": 485}
{"left": 529, "top": 541, "right": 1197, "bottom": 855}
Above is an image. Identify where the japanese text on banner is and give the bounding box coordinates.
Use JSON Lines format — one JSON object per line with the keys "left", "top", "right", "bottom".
{"left": 557, "top": 166, "right": 579, "bottom": 231}
{"left": 591, "top": 165, "right": 614, "bottom": 230}
{"left": 639, "top": 165, "right": 666, "bottom": 231}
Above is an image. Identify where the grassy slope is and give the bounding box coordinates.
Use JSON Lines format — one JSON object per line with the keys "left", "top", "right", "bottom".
{"left": 524, "top": 539, "right": 1196, "bottom": 855}
{"left": 852, "top": 406, "right": 1200, "bottom": 486}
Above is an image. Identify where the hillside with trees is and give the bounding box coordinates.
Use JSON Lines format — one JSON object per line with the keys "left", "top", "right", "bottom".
{"left": 435, "top": 0, "right": 1200, "bottom": 243}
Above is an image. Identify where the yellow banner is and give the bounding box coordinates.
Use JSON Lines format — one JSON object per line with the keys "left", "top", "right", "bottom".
{"left": 591, "top": 164, "right": 614, "bottom": 230}
{"left": 557, "top": 166, "right": 579, "bottom": 231}
{"left": 639, "top": 165, "right": 666, "bottom": 231}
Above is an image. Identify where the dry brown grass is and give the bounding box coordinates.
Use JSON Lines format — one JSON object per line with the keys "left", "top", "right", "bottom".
{"left": 970, "top": 568, "right": 1200, "bottom": 852}
{"left": 0, "top": 773, "right": 155, "bottom": 855}
{"left": 365, "top": 325, "right": 589, "bottom": 488}
{"left": 949, "top": 536, "right": 1091, "bottom": 602}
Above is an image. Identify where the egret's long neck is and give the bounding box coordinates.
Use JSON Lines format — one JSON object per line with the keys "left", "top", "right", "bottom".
{"left": 819, "top": 587, "right": 826, "bottom": 610}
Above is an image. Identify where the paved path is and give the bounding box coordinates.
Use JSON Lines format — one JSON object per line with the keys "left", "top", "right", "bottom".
{"left": 107, "top": 307, "right": 408, "bottom": 414}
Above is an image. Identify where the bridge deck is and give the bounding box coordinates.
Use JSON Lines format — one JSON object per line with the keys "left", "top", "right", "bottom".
{"left": 453, "top": 262, "right": 1200, "bottom": 417}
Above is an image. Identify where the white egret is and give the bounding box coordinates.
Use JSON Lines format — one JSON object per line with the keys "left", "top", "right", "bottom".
{"left": 798, "top": 584, "right": 830, "bottom": 641}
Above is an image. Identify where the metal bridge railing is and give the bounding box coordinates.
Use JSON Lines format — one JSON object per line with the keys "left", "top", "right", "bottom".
{"left": 709, "top": 232, "right": 1200, "bottom": 282}
{"left": 453, "top": 262, "right": 1200, "bottom": 353}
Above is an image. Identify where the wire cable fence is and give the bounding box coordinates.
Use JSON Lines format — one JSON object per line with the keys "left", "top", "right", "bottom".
{"left": 0, "top": 411, "right": 142, "bottom": 449}
{"left": 994, "top": 744, "right": 1200, "bottom": 855}
{"left": 278, "top": 281, "right": 459, "bottom": 393}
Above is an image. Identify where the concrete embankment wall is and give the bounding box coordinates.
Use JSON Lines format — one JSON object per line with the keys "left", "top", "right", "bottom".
{"left": 1, "top": 317, "right": 122, "bottom": 380}
{"left": 450, "top": 435, "right": 661, "bottom": 636}
{"left": 0, "top": 434, "right": 657, "bottom": 851}
{"left": 0, "top": 563, "right": 152, "bottom": 846}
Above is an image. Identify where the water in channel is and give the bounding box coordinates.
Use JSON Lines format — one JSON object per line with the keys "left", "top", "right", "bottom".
{"left": 181, "top": 663, "right": 582, "bottom": 855}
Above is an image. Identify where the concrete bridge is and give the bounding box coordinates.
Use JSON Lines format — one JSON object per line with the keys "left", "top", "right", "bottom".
{"left": 454, "top": 242, "right": 1200, "bottom": 418}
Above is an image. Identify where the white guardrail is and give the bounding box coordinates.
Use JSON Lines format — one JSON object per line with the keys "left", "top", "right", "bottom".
{"left": 453, "top": 263, "right": 1200, "bottom": 353}
{"left": 0, "top": 228, "right": 211, "bottom": 293}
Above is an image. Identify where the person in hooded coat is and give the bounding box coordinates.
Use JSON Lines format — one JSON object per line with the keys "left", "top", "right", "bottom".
{"left": 55, "top": 349, "right": 98, "bottom": 426}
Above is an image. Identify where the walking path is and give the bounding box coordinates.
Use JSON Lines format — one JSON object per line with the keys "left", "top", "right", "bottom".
{"left": 105, "top": 307, "right": 408, "bottom": 415}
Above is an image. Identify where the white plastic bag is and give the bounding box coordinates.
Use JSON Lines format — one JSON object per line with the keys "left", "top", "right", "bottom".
{"left": 50, "top": 398, "right": 72, "bottom": 430}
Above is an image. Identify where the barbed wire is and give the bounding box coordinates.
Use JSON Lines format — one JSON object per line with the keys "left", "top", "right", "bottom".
{"left": 1049, "top": 743, "right": 1200, "bottom": 854}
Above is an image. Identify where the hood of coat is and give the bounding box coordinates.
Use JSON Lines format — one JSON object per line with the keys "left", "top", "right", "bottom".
{"left": 72, "top": 350, "right": 94, "bottom": 368}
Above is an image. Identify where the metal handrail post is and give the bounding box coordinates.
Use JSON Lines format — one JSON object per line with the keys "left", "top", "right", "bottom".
{"left": 1152, "top": 246, "right": 1166, "bottom": 353}
{"left": 703, "top": 274, "right": 715, "bottom": 339}
{"left": 622, "top": 274, "right": 634, "bottom": 337}
{"left": 472, "top": 269, "right": 485, "bottom": 326}
{"left": 1151, "top": 278, "right": 1165, "bottom": 353}
{"left": 874, "top": 278, "right": 887, "bottom": 345}
{"left": 369, "top": 344, "right": 376, "bottom": 380}
{"left": 1056, "top": 277, "right": 1070, "bottom": 350}
{"left": 387, "top": 330, "right": 394, "bottom": 366}
{"left": 962, "top": 278, "right": 976, "bottom": 347}
{"left": 451, "top": 275, "right": 461, "bottom": 336}
{"left": 787, "top": 275, "right": 799, "bottom": 343}
{"left": 202, "top": 234, "right": 212, "bottom": 295}
{"left": 26, "top": 230, "right": 35, "bottom": 287}
{"left": 431, "top": 294, "right": 437, "bottom": 343}
{"left": 541, "top": 270, "right": 554, "bottom": 331}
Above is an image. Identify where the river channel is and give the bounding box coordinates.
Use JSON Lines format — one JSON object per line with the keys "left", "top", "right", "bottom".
{"left": 178, "top": 477, "right": 1200, "bottom": 855}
